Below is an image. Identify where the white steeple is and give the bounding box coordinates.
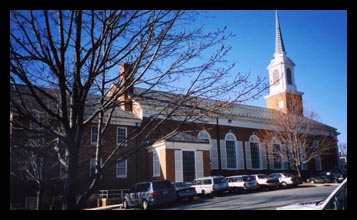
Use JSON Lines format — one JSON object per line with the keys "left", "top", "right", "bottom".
{"left": 265, "top": 11, "right": 303, "bottom": 114}
{"left": 266, "top": 10, "right": 301, "bottom": 97}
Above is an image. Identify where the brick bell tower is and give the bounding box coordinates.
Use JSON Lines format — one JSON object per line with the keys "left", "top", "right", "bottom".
{"left": 265, "top": 11, "right": 304, "bottom": 115}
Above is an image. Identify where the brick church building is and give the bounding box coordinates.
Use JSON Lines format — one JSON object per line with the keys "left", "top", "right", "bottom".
{"left": 10, "top": 11, "right": 340, "bottom": 208}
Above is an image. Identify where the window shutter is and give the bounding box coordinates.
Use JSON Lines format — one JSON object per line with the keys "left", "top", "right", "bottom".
{"left": 281, "top": 145, "right": 288, "bottom": 170}
{"left": 196, "top": 151, "right": 204, "bottom": 178}
{"left": 175, "top": 150, "right": 183, "bottom": 182}
{"left": 245, "top": 142, "right": 252, "bottom": 169}
{"left": 220, "top": 140, "right": 227, "bottom": 169}
{"left": 210, "top": 139, "right": 219, "bottom": 169}
{"left": 236, "top": 141, "right": 245, "bottom": 169}
{"left": 268, "top": 144, "right": 274, "bottom": 170}
{"left": 260, "top": 143, "right": 267, "bottom": 169}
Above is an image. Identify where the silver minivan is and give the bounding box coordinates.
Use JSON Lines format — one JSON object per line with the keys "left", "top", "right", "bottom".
{"left": 122, "top": 180, "right": 176, "bottom": 210}
{"left": 191, "top": 176, "right": 228, "bottom": 196}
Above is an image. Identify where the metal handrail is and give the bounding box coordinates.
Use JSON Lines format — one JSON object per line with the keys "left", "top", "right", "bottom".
{"left": 98, "top": 189, "right": 129, "bottom": 200}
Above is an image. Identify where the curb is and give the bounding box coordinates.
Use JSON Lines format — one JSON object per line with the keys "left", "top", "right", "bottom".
{"left": 84, "top": 204, "right": 122, "bottom": 210}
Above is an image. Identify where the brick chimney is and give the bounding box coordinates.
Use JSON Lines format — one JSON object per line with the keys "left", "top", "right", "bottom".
{"left": 119, "top": 63, "right": 134, "bottom": 111}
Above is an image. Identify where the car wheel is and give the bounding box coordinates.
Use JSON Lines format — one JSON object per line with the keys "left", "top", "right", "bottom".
{"left": 281, "top": 182, "right": 287, "bottom": 188}
{"left": 123, "top": 199, "right": 129, "bottom": 209}
{"left": 201, "top": 190, "right": 206, "bottom": 197}
{"left": 142, "top": 200, "right": 149, "bottom": 210}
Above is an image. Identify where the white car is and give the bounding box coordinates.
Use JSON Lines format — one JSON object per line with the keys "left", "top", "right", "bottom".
{"left": 226, "top": 175, "right": 259, "bottom": 192}
{"left": 191, "top": 176, "right": 228, "bottom": 196}
{"left": 276, "top": 178, "right": 347, "bottom": 210}
{"left": 251, "top": 174, "right": 280, "bottom": 190}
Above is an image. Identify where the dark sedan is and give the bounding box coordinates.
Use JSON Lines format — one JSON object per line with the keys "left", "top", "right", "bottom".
{"left": 306, "top": 174, "right": 329, "bottom": 184}
{"left": 172, "top": 182, "right": 197, "bottom": 201}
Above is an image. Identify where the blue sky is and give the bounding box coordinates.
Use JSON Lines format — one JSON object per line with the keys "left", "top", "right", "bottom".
{"left": 194, "top": 10, "right": 347, "bottom": 144}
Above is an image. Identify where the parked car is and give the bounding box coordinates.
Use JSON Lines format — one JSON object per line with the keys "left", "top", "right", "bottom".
{"left": 122, "top": 179, "right": 176, "bottom": 210}
{"left": 226, "top": 175, "right": 259, "bottom": 193}
{"left": 251, "top": 174, "right": 280, "bottom": 190}
{"left": 172, "top": 182, "right": 197, "bottom": 201}
{"left": 268, "top": 173, "right": 299, "bottom": 188}
{"left": 276, "top": 178, "right": 347, "bottom": 210}
{"left": 191, "top": 176, "right": 228, "bottom": 196}
{"left": 318, "top": 170, "right": 346, "bottom": 183}
{"left": 306, "top": 173, "right": 330, "bottom": 184}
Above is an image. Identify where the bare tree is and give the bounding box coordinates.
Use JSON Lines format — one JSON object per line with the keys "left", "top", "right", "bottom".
{"left": 10, "top": 10, "right": 267, "bottom": 209}
{"left": 258, "top": 96, "right": 338, "bottom": 179}
{"left": 10, "top": 114, "right": 62, "bottom": 209}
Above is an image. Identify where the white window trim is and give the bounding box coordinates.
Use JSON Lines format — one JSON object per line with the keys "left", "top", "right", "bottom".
{"left": 116, "top": 127, "right": 128, "bottom": 146}
{"left": 116, "top": 159, "right": 127, "bottom": 178}
{"left": 225, "top": 132, "right": 238, "bottom": 170}
{"left": 91, "top": 125, "right": 98, "bottom": 145}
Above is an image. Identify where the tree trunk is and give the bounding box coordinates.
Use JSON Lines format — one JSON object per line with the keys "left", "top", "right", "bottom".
{"left": 62, "top": 142, "right": 79, "bottom": 210}
{"left": 296, "top": 164, "right": 302, "bottom": 179}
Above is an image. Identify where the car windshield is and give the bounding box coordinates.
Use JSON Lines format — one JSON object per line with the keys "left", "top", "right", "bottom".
{"left": 243, "top": 175, "right": 255, "bottom": 181}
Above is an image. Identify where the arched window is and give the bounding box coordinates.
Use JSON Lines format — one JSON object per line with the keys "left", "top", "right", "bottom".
{"left": 198, "top": 130, "right": 216, "bottom": 169}
{"left": 225, "top": 133, "right": 237, "bottom": 169}
{"left": 273, "top": 70, "right": 280, "bottom": 86}
{"left": 249, "top": 135, "right": 260, "bottom": 169}
{"left": 198, "top": 130, "right": 211, "bottom": 141}
{"left": 286, "top": 68, "right": 292, "bottom": 85}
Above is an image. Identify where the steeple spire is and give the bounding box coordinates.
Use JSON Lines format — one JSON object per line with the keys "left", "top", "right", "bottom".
{"left": 275, "top": 10, "right": 286, "bottom": 54}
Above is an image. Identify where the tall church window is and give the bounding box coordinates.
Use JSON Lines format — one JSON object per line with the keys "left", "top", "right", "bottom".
{"left": 249, "top": 135, "right": 260, "bottom": 169}
{"left": 273, "top": 144, "right": 281, "bottom": 169}
{"left": 286, "top": 68, "right": 292, "bottom": 85}
{"left": 182, "top": 151, "right": 195, "bottom": 182}
{"left": 153, "top": 151, "right": 160, "bottom": 177}
{"left": 225, "top": 133, "right": 237, "bottom": 169}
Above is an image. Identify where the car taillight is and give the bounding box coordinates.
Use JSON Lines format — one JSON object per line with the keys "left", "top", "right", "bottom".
{"left": 150, "top": 192, "right": 157, "bottom": 197}
{"left": 212, "top": 185, "right": 215, "bottom": 191}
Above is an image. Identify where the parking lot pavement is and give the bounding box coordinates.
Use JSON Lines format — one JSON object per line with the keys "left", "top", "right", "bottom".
{"left": 84, "top": 182, "right": 340, "bottom": 210}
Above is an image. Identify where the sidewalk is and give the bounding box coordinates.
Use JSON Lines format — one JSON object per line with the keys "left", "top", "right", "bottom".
{"left": 299, "top": 182, "right": 339, "bottom": 188}
{"left": 84, "top": 204, "right": 122, "bottom": 210}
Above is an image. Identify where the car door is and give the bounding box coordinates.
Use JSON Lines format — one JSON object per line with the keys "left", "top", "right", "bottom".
{"left": 127, "top": 184, "right": 139, "bottom": 206}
